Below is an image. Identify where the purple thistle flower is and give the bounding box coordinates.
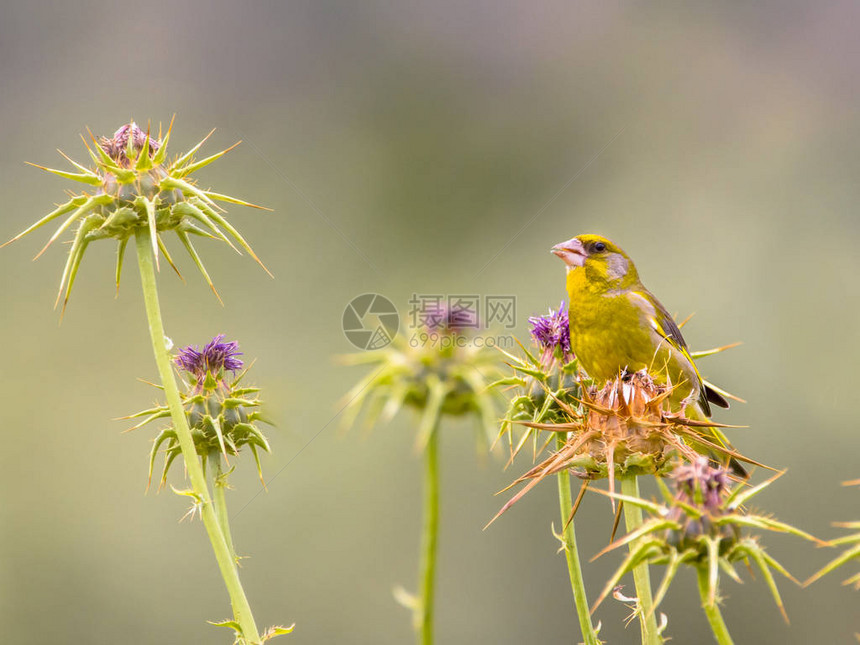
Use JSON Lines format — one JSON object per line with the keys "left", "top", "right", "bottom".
{"left": 99, "top": 122, "right": 160, "bottom": 165}
{"left": 672, "top": 457, "right": 729, "bottom": 513}
{"left": 665, "top": 457, "right": 736, "bottom": 550}
{"left": 175, "top": 334, "right": 244, "bottom": 378}
{"left": 528, "top": 302, "right": 572, "bottom": 364}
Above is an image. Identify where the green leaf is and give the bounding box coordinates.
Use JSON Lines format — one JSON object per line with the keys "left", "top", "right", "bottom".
{"left": 805, "top": 543, "right": 860, "bottom": 587}
{"left": 591, "top": 538, "right": 663, "bottom": 613}
{"left": 55, "top": 213, "right": 103, "bottom": 313}
{"left": 33, "top": 194, "right": 111, "bottom": 260}
{"left": 176, "top": 230, "right": 223, "bottom": 304}
{"left": 115, "top": 237, "right": 129, "bottom": 293}
{"left": 134, "top": 129, "right": 154, "bottom": 172}
{"left": 25, "top": 162, "right": 101, "bottom": 185}
{"left": 716, "top": 513, "right": 820, "bottom": 543}
{"left": 262, "top": 624, "right": 296, "bottom": 640}
{"left": 2, "top": 196, "right": 88, "bottom": 248}
{"left": 746, "top": 544, "right": 790, "bottom": 622}
{"left": 201, "top": 207, "right": 273, "bottom": 277}
{"left": 169, "top": 127, "right": 215, "bottom": 170}
{"left": 174, "top": 142, "right": 240, "bottom": 177}
{"left": 174, "top": 200, "right": 238, "bottom": 251}
{"left": 148, "top": 428, "right": 178, "bottom": 489}
{"left": 414, "top": 377, "right": 449, "bottom": 453}
{"left": 726, "top": 470, "right": 784, "bottom": 509}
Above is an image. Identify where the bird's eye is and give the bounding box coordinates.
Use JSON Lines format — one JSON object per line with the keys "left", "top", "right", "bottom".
{"left": 593, "top": 242, "right": 606, "bottom": 252}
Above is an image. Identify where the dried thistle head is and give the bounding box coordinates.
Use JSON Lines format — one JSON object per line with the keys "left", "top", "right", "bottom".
{"left": 489, "top": 370, "right": 762, "bottom": 524}
{"left": 121, "top": 335, "right": 272, "bottom": 487}
{"left": 590, "top": 460, "right": 822, "bottom": 622}
{"left": 340, "top": 307, "right": 501, "bottom": 452}
{"left": 5, "top": 119, "right": 271, "bottom": 313}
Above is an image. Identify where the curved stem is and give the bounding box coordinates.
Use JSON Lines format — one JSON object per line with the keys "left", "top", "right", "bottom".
{"left": 135, "top": 230, "right": 262, "bottom": 644}
{"left": 418, "top": 427, "right": 440, "bottom": 645}
{"left": 620, "top": 475, "right": 661, "bottom": 645}
{"left": 696, "top": 567, "right": 734, "bottom": 645}
{"left": 555, "top": 436, "right": 600, "bottom": 645}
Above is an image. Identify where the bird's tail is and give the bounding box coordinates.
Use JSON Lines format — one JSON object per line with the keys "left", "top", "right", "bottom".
{"left": 684, "top": 404, "right": 748, "bottom": 478}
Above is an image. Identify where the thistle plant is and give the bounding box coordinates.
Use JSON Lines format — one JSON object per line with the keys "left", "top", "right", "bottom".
{"left": 487, "top": 304, "right": 601, "bottom": 645}
{"left": 124, "top": 335, "right": 292, "bottom": 642}
{"left": 6, "top": 121, "right": 284, "bottom": 643}
{"left": 491, "top": 307, "right": 760, "bottom": 644}
{"left": 591, "top": 458, "right": 820, "bottom": 645}
{"left": 340, "top": 304, "right": 500, "bottom": 645}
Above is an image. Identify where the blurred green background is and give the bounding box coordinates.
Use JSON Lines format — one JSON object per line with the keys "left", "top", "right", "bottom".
{"left": 2, "top": 1, "right": 859, "bottom": 643}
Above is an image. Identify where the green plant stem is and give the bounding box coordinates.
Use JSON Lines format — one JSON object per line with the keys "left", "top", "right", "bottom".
{"left": 555, "top": 436, "right": 600, "bottom": 645}
{"left": 418, "top": 427, "right": 440, "bottom": 645}
{"left": 135, "top": 230, "right": 262, "bottom": 644}
{"left": 696, "top": 567, "right": 734, "bottom": 645}
{"left": 620, "top": 475, "right": 661, "bottom": 645}
{"left": 212, "top": 456, "right": 237, "bottom": 562}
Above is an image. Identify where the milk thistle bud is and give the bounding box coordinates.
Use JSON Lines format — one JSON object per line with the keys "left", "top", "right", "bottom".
{"left": 591, "top": 459, "right": 821, "bottom": 628}
{"left": 5, "top": 119, "right": 270, "bottom": 312}
{"left": 341, "top": 302, "right": 500, "bottom": 451}
{"left": 123, "top": 335, "right": 272, "bottom": 486}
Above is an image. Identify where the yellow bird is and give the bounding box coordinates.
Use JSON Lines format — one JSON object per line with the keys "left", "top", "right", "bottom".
{"left": 551, "top": 233, "right": 744, "bottom": 475}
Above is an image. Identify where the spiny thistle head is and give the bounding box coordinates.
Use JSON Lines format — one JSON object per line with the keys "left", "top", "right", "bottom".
{"left": 673, "top": 457, "right": 730, "bottom": 513}
{"left": 489, "top": 370, "right": 761, "bottom": 524}
{"left": 122, "top": 335, "right": 271, "bottom": 486}
{"left": 340, "top": 315, "right": 501, "bottom": 453}
{"left": 665, "top": 458, "right": 738, "bottom": 551}
{"left": 5, "top": 118, "right": 271, "bottom": 313}
{"left": 590, "top": 462, "right": 822, "bottom": 622}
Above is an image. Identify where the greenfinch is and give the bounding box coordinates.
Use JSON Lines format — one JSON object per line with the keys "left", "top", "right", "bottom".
{"left": 551, "top": 233, "right": 744, "bottom": 475}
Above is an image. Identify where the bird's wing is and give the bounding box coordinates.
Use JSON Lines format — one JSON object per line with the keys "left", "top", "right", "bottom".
{"left": 631, "top": 289, "right": 721, "bottom": 415}
{"left": 637, "top": 289, "right": 689, "bottom": 351}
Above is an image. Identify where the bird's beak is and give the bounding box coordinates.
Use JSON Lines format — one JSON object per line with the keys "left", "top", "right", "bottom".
{"left": 551, "top": 237, "right": 586, "bottom": 268}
